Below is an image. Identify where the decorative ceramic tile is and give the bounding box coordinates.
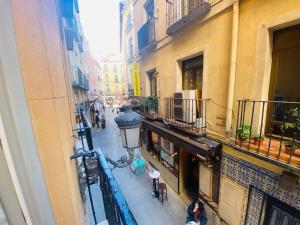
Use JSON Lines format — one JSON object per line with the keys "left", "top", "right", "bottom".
{"left": 221, "top": 153, "right": 300, "bottom": 211}
{"left": 245, "top": 187, "right": 265, "bottom": 225}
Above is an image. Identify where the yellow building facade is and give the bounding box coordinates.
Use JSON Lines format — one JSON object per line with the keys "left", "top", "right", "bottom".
{"left": 99, "top": 54, "right": 124, "bottom": 105}
{"left": 128, "top": 0, "right": 300, "bottom": 224}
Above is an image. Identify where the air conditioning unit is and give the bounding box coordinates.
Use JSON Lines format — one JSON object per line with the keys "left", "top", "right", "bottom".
{"left": 173, "top": 90, "right": 196, "bottom": 123}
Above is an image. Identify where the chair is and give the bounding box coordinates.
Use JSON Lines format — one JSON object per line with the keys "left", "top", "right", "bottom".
{"left": 158, "top": 183, "right": 168, "bottom": 204}
{"left": 130, "top": 157, "right": 146, "bottom": 177}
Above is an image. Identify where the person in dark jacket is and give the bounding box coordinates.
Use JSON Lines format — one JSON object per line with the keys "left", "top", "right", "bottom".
{"left": 186, "top": 199, "right": 208, "bottom": 225}
{"left": 95, "top": 112, "right": 100, "bottom": 128}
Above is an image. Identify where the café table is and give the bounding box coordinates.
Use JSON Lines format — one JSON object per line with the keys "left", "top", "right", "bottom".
{"left": 149, "top": 170, "right": 160, "bottom": 198}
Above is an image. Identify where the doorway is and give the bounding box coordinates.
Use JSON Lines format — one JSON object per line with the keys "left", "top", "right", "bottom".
{"left": 267, "top": 25, "right": 300, "bottom": 138}
{"left": 186, "top": 154, "right": 199, "bottom": 200}
{"left": 263, "top": 196, "right": 300, "bottom": 225}
{"left": 147, "top": 69, "right": 157, "bottom": 96}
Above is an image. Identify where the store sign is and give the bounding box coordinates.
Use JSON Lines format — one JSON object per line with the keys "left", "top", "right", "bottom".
{"left": 133, "top": 63, "right": 140, "bottom": 96}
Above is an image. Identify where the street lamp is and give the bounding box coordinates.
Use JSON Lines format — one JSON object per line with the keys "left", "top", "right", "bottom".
{"left": 115, "top": 106, "right": 142, "bottom": 164}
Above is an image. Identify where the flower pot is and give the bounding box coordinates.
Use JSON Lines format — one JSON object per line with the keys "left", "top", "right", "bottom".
{"left": 284, "top": 147, "right": 293, "bottom": 155}
{"left": 254, "top": 139, "right": 263, "bottom": 146}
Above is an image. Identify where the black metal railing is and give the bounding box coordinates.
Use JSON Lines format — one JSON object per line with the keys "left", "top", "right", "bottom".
{"left": 164, "top": 98, "right": 208, "bottom": 136}
{"left": 166, "top": 0, "right": 211, "bottom": 35}
{"left": 235, "top": 99, "right": 300, "bottom": 169}
{"left": 130, "top": 96, "right": 159, "bottom": 118}
{"left": 137, "top": 18, "right": 156, "bottom": 53}
{"left": 71, "top": 111, "right": 138, "bottom": 225}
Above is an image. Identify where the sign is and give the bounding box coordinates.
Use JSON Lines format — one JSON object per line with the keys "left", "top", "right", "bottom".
{"left": 133, "top": 63, "right": 140, "bottom": 96}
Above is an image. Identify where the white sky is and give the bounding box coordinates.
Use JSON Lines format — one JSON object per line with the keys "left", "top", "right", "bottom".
{"left": 78, "top": 0, "right": 120, "bottom": 60}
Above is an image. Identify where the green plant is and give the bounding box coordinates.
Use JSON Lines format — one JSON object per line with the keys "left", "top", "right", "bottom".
{"left": 284, "top": 140, "right": 298, "bottom": 149}
{"left": 281, "top": 107, "right": 300, "bottom": 130}
{"left": 254, "top": 135, "right": 264, "bottom": 140}
{"left": 237, "top": 124, "right": 251, "bottom": 141}
{"left": 145, "top": 96, "right": 158, "bottom": 112}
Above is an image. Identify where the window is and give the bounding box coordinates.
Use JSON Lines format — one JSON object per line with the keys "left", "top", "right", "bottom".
{"left": 147, "top": 69, "right": 157, "bottom": 96}
{"left": 182, "top": 55, "right": 203, "bottom": 99}
{"left": 113, "top": 64, "right": 117, "bottom": 72}
{"left": 104, "top": 64, "right": 108, "bottom": 72}
{"left": 267, "top": 25, "right": 300, "bottom": 137}
{"left": 115, "top": 75, "right": 119, "bottom": 83}
{"left": 148, "top": 132, "right": 179, "bottom": 176}
{"left": 144, "top": 0, "right": 154, "bottom": 18}
{"left": 128, "top": 37, "right": 134, "bottom": 59}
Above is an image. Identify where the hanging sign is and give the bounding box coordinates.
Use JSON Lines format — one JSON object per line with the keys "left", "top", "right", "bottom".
{"left": 133, "top": 63, "right": 140, "bottom": 96}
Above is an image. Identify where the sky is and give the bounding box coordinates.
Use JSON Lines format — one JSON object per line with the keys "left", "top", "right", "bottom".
{"left": 78, "top": 0, "right": 120, "bottom": 60}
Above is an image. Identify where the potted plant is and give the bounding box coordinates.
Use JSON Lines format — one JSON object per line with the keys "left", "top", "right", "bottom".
{"left": 284, "top": 141, "right": 298, "bottom": 154}
{"left": 145, "top": 96, "right": 158, "bottom": 116}
{"left": 237, "top": 124, "right": 251, "bottom": 144}
{"left": 253, "top": 135, "right": 264, "bottom": 145}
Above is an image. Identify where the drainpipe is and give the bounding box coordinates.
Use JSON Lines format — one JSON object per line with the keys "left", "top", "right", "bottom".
{"left": 226, "top": 0, "right": 239, "bottom": 137}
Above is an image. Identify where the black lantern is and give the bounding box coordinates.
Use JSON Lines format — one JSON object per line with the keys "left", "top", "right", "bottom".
{"left": 115, "top": 106, "right": 142, "bottom": 149}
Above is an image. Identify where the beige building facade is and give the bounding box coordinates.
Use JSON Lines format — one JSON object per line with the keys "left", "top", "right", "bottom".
{"left": 126, "top": 0, "right": 300, "bottom": 224}
{"left": 0, "top": 0, "right": 87, "bottom": 224}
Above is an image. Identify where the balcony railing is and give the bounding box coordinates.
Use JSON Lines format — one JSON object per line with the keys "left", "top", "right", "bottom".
{"left": 164, "top": 97, "right": 208, "bottom": 136}
{"left": 71, "top": 111, "right": 138, "bottom": 225}
{"left": 235, "top": 99, "right": 300, "bottom": 170}
{"left": 166, "top": 0, "right": 211, "bottom": 35}
{"left": 130, "top": 96, "right": 159, "bottom": 119}
{"left": 137, "top": 18, "right": 156, "bottom": 54}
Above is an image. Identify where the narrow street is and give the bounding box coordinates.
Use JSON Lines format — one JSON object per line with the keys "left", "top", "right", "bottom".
{"left": 89, "top": 108, "right": 187, "bottom": 225}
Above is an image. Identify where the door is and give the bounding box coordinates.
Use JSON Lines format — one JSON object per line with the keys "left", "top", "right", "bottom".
{"left": 264, "top": 196, "right": 300, "bottom": 225}
{"left": 267, "top": 25, "right": 300, "bottom": 138}
{"left": 186, "top": 154, "right": 199, "bottom": 200}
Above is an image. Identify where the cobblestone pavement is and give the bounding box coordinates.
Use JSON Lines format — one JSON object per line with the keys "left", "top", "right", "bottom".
{"left": 88, "top": 109, "right": 187, "bottom": 225}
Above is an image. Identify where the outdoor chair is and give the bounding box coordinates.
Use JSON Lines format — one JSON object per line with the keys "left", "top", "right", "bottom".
{"left": 158, "top": 183, "right": 168, "bottom": 204}
{"left": 129, "top": 157, "right": 146, "bottom": 177}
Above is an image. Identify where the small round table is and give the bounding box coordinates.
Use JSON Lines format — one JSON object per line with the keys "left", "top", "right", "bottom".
{"left": 149, "top": 170, "right": 160, "bottom": 198}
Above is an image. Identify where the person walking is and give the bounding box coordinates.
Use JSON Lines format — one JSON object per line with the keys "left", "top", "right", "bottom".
{"left": 90, "top": 102, "right": 96, "bottom": 127}
{"left": 95, "top": 111, "right": 100, "bottom": 128}
{"left": 186, "top": 199, "right": 207, "bottom": 225}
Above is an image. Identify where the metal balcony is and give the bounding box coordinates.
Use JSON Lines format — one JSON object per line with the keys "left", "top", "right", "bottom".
{"left": 71, "top": 111, "right": 138, "bottom": 225}
{"left": 166, "top": 0, "right": 211, "bottom": 35}
{"left": 164, "top": 97, "right": 208, "bottom": 136}
{"left": 234, "top": 99, "right": 300, "bottom": 172}
{"left": 137, "top": 18, "right": 156, "bottom": 54}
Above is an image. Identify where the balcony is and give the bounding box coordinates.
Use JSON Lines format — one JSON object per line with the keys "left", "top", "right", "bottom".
{"left": 72, "top": 68, "right": 89, "bottom": 91}
{"left": 234, "top": 99, "right": 300, "bottom": 171}
{"left": 166, "top": 0, "right": 211, "bottom": 35}
{"left": 137, "top": 18, "right": 156, "bottom": 55}
{"left": 164, "top": 97, "right": 208, "bottom": 136}
{"left": 130, "top": 96, "right": 159, "bottom": 120}
{"left": 71, "top": 111, "right": 137, "bottom": 225}
{"left": 130, "top": 96, "right": 208, "bottom": 136}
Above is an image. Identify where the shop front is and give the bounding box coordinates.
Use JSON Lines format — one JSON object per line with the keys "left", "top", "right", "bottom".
{"left": 141, "top": 119, "right": 222, "bottom": 206}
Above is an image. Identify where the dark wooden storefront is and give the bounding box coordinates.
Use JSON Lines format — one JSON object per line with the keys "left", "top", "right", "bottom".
{"left": 141, "top": 119, "right": 222, "bottom": 204}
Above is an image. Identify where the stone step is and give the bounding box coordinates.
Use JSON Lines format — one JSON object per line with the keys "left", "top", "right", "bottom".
{"left": 97, "top": 219, "right": 109, "bottom": 225}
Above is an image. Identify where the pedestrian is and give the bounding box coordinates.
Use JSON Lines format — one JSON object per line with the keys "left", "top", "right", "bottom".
{"left": 103, "top": 105, "right": 105, "bottom": 112}
{"left": 90, "top": 102, "right": 96, "bottom": 127}
{"left": 186, "top": 199, "right": 207, "bottom": 225}
{"left": 95, "top": 112, "right": 100, "bottom": 128}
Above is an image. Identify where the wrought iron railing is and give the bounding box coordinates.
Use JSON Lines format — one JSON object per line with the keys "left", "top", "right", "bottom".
{"left": 130, "top": 96, "right": 159, "bottom": 118}
{"left": 235, "top": 99, "right": 300, "bottom": 169}
{"left": 164, "top": 98, "right": 208, "bottom": 136}
{"left": 71, "top": 111, "right": 138, "bottom": 225}
{"left": 137, "top": 18, "right": 156, "bottom": 53}
{"left": 166, "top": 0, "right": 211, "bottom": 35}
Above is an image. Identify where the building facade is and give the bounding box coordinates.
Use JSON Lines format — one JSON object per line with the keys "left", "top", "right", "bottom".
{"left": 99, "top": 54, "right": 125, "bottom": 106}
{"left": 0, "top": 0, "right": 86, "bottom": 224}
{"left": 85, "top": 43, "right": 102, "bottom": 102}
{"left": 125, "top": 0, "right": 300, "bottom": 224}
{"left": 61, "top": 2, "right": 90, "bottom": 113}
{"left": 120, "top": 0, "right": 138, "bottom": 98}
